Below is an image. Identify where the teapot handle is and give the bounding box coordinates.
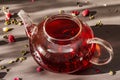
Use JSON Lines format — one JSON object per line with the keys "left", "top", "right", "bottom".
{"left": 87, "top": 37, "right": 113, "bottom": 65}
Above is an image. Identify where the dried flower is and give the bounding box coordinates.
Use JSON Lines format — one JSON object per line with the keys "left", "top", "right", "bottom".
{"left": 17, "top": 21, "right": 23, "bottom": 26}
{"left": 36, "top": 66, "right": 43, "bottom": 72}
{"left": 89, "top": 15, "right": 95, "bottom": 20}
{"left": 8, "top": 35, "right": 15, "bottom": 43}
{"left": 0, "top": 65, "right": 6, "bottom": 70}
{"left": 71, "top": 10, "right": 80, "bottom": 16}
{"left": 15, "top": 58, "right": 19, "bottom": 62}
{"left": 5, "top": 13, "right": 12, "bottom": 20}
{"left": 2, "top": 27, "right": 10, "bottom": 32}
{"left": 82, "top": 9, "right": 90, "bottom": 17}
{"left": 14, "top": 77, "right": 22, "bottom": 80}
{"left": 95, "top": 20, "right": 103, "bottom": 27}
{"left": 4, "top": 20, "right": 11, "bottom": 25}
{"left": 44, "top": 16, "right": 48, "bottom": 19}
{"left": 108, "top": 70, "right": 116, "bottom": 75}
{"left": 11, "top": 18, "right": 17, "bottom": 25}
{"left": 21, "top": 50, "right": 28, "bottom": 56}
{"left": 8, "top": 60, "right": 15, "bottom": 64}
{"left": 19, "top": 57, "right": 27, "bottom": 62}
{"left": 59, "top": 10, "right": 65, "bottom": 14}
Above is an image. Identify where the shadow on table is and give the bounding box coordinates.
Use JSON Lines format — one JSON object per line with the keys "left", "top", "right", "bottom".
{"left": 0, "top": 36, "right": 27, "bottom": 45}
{"left": 0, "top": 72, "right": 7, "bottom": 79}
{"left": 0, "top": 0, "right": 91, "bottom": 13}
{"left": 71, "top": 24, "right": 120, "bottom": 75}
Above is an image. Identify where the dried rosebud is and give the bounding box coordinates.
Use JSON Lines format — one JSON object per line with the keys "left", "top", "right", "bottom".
{"left": 59, "top": 10, "right": 65, "bottom": 14}
{"left": 2, "top": 6, "right": 7, "bottom": 10}
{"left": 108, "top": 70, "right": 116, "bottom": 75}
{"left": 71, "top": 13, "right": 76, "bottom": 17}
{"left": 95, "top": 20, "right": 103, "bottom": 27}
{"left": 89, "top": 15, "right": 95, "bottom": 20}
{"left": 8, "top": 35, "right": 15, "bottom": 43}
{"left": 8, "top": 60, "right": 15, "bottom": 64}
{"left": 36, "top": 66, "right": 43, "bottom": 72}
{"left": 43, "top": 16, "right": 48, "bottom": 19}
{"left": 14, "top": 77, "right": 22, "bottom": 80}
{"left": 21, "top": 50, "right": 28, "bottom": 56}
{"left": 15, "top": 58, "right": 19, "bottom": 62}
{"left": 19, "top": 57, "right": 27, "bottom": 62}
{"left": 11, "top": 19, "right": 16, "bottom": 24}
{"left": 4, "top": 20, "right": 11, "bottom": 25}
{"left": 82, "top": 9, "right": 90, "bottom": 17}
{"left": 2, "top": 27, "right": 9, "bottom": 32}
{"left": 71, "top": 10, "right": 80, "bottom": 16}
{"left": 17, "top": 21, "right": 23, "bottom": 26}
{"left": 5, "top": 13, "right": 12, "bottom": 20}
{"left": 0, "top": 65, "right": 6, "bottom": 70}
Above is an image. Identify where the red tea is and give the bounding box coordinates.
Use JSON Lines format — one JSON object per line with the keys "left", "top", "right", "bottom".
{"left": 45, "top": 19, "right": 80, "bottom": 39}
{"left": 29, "top": 18, "right": 94, "bottom": 73}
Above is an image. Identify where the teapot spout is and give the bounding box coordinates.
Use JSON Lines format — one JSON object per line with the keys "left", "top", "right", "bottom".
{"left": 18, "top": 10, "right": 37, "bottom": 38}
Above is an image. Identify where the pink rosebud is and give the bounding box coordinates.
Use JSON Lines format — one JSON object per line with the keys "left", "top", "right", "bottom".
{"left": 5, "top": 13, "right": 12, "bottom": 20}
{"left": 8, "top": 35, "right": 15, "bottom": 43}
{"left": 36, "top": 66, "right": 42, "bottom": 72}
{"left": 71, "top": 10, "right": 80, "bottom": 16}
{"left": 14, "top": 77, "right": 21, "bottom": 80}
{"left": 82, "top": 9, "right": 90, "bottom": 17}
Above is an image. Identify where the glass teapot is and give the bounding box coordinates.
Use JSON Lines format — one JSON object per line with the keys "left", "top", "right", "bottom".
{"left": 18, "top": 10, "right": 113, "bottom": 73}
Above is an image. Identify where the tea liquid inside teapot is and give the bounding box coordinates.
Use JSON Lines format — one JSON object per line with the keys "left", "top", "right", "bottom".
{"left": 45, "top": 19, "right": 80, "bottom": 39}
{"left": 29, "top": 18, "right": 95, "bottom": 73}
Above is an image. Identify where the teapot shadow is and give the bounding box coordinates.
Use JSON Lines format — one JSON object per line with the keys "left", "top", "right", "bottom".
{"left": 71, "top": 24, "right": 120, "bottom": 75}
